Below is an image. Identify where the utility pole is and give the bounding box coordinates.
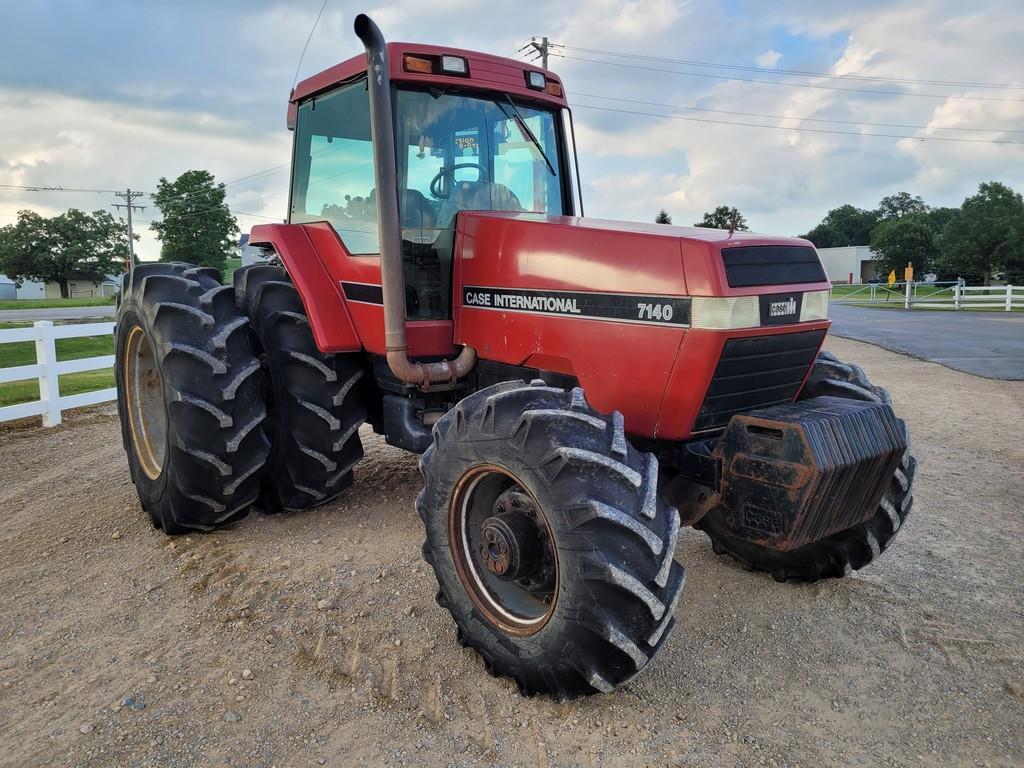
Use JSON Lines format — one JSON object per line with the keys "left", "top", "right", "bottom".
{"left": 112, "top": 188, "right": 145, "bottom": 273}
{"left": 529, "top": 36, "right": 549, "bottom": 69}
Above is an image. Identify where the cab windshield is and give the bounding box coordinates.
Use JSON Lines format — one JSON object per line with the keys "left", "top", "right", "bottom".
{"left": 396, "top": 88, "right": 565, "bottom": 233}
{"left": 395, "top": 88, "right": 566, "bottom": 319}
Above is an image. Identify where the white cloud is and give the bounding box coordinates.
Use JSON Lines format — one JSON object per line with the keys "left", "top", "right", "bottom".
{"left": 0, "top": 89, "right": 290, "bottom": 259}
{"left": 567, "top": 0, "right": 1024, "bottom": 233}
{"left": 3, "top": 0, "right": 1023, "bottom": 248}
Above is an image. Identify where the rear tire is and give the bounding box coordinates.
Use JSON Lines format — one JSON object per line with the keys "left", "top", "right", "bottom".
{"left": 115, "top": 262, "right": 270, "bottom": 534}
{"left": 418, "top": 381, "right": 686, "bottom": 699}
{"left": 697, "top": 350, "right": 916, "bottom": 582}
{"left": 234, "top": 264, "right": 366, "bottom": 513}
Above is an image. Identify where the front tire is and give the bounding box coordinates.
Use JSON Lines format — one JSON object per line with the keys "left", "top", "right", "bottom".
{"left": 418, "top": 381, "right": 686, "bottom": 699}
{"left": 115, "top": 263, "right": 271, "bottom": 534}
{"left": 697, "top": 350, "right": 917, "bottom": 582}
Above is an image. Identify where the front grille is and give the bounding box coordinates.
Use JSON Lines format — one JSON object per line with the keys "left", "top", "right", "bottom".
{"left": 694, "top": 329, "right": 825, "bottom": 432}
{"left": 721, "top": 245, "right": 827, "bottom": 288}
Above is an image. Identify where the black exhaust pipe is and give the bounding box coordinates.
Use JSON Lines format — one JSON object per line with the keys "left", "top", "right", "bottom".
{"left": 353, "top": 14, "right": 475, "bottom": 387}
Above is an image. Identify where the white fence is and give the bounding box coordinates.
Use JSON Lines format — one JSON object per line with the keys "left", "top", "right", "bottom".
{"left": 918, "top": 284, "right": 1023, "bottom": 310}
{"left": 0, "top": 320, "right": 116, "bottom": 426}
{"left": 832, "top": 281, "right": 1022, "bottom": 311}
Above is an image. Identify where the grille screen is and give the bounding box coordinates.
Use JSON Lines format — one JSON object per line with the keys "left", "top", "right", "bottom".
{"left": 694, "top": 329, "right": 825, "bottom": 432}
{"left": 722, "top": 245, "right": 827, "bottom": 288}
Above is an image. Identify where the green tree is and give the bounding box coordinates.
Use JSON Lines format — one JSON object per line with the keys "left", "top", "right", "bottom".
{"left": 938, "top": 181, "right": 1024, "bottom": 285}
{"left": 925, "top": 206, "right": 958, "bottom": 236}
{"left": 799, "top": 222, "right": 842, "bottom": 248}
{"left": 869, "top": 214, "right": 937, "bottom": 278}
{"left": 0, "top": 208, "right": 129, "bottom": 298}
{"left": 800, "top": 204, "right": 879, "bottom": 247}
{"left": 655, "top": 210, "right": 672, "bottom": 224}
{"left": 695, "top": 206, "right": 748, "bottom": 231}
{"left": 151, "top": 170, "right": 238, "bottom": 271}
{"left": 877, "top": 192, "right": 929, "bottom": 221}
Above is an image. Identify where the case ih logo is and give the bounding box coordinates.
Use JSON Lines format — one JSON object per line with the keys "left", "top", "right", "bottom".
{"left": 758, "top": 292, "right": 804, "bottom": 325}
{"left": 769, "top": 297, "right": 798, "bottom": 317}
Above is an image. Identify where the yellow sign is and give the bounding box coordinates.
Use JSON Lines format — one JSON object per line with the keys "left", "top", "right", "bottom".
{"left": 904, "top": 265, "right": 914, "bottom": 281}
{"left": 888, "top": 270, "right": 896, "bottom": 287}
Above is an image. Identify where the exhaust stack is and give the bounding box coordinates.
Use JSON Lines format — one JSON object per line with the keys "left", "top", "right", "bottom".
{"left": 353, "top": 14, "right": 476, "bottom": 387}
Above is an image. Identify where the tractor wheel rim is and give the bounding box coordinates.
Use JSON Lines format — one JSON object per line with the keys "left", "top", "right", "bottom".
{"left": 124, "top": 324, "right": 167, "bottom": 480}
{"left": 449, "top": 464, "right": 558, "bottom": 636}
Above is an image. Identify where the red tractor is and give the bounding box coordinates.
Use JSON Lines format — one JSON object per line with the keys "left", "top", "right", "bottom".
{"left": 114, "top": 15, "right": 915, "bottom": 699}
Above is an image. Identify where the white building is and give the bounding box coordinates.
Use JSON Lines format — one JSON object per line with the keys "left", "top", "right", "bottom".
{"left": 0, "top": 274, "right": 46, "bottom": 300}
{"left": 239, "top": 234, "right": 269, "bottom": 267}
{"left": 815, "top": 245, "right": 879, "bottom": 283}
{"left": 0, "top": 273, "right": 119, "bottom": 300}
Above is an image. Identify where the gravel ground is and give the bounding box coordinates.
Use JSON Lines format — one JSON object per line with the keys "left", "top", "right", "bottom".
{"left": 0, "top": 336, "right": 1021, "bottom": 767}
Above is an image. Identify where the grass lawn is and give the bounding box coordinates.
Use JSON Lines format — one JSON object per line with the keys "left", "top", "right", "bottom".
{"left": 223, "top": 257, "right": 243, "bottom": 281}
{"left": 0, "top": 322, "right": 115, "bottom": 408}
{"left": 0, "top": 295, "right": 117, "bottom": 310}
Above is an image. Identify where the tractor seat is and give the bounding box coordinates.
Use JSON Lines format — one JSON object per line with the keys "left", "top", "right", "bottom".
{"left": 402, "top": 188, "right": 437, "bottom": 229}
{"left": 437, "top": 180, "right": 523, "bottom": 230}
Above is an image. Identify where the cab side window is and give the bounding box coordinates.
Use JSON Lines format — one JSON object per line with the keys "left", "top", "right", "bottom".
{"left": 290, "top": 80, "right": 379, "bottom": 255}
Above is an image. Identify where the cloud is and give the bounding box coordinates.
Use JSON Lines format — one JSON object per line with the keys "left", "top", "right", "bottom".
{"left": 0, "top": 88, "right": 290, "bottom": 259}
{"left": 564, "top": 0, "right": 1024, "bottom": 233}
{"left": 1, "top": 0, "right": 1023, "bottom": 249}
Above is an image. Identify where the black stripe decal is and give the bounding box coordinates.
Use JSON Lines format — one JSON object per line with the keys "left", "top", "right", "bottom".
{"left": 462, "top": 286, "right": 691, "bottom": 327}
{"left": 341, "top": 282, "right": 383, "bottom": 304}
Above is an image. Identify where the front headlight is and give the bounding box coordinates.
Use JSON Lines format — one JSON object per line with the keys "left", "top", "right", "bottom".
{"left": 690, "top": 296, "right": 761, "bottom": 329}
{"left": 799, "top": 290, "right": 830, "bottom": 322}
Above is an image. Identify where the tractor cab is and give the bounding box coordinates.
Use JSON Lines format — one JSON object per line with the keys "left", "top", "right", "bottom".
{"left": 287, "top": 44, "right": 579, "bottom": 320}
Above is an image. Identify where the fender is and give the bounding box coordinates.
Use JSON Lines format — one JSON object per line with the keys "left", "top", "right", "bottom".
{"left": 248, "top": 223, "right": 362, "bottom": 353}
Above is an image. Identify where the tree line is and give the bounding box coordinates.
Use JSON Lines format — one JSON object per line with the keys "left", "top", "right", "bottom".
{"left": 657, "top": 206, "right": 750, "bottom": 231}
{"left": 0, "top": 170, "right": 239, "bottom": 296}
{"left": 800, "top": 182, "right": 1024, "bottom": 284}
{"left": 658, "top": 181, "right": 1024, "bottom": 285}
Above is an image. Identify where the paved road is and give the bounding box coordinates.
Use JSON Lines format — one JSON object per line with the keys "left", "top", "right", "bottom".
{"left": 0, "top": 306, "right": 116, "bottom": 322}
{"left": 829, "top": 303, "right": 1024, "bottom": 380}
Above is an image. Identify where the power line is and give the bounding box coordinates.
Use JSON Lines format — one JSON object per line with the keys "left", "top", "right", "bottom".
{"left": 569, "top": 100, "right": 1024, "bottom": 145}
{"left": 554, "top": 53, "right": 1024, "bottom": 103}
{"left": 569, "top": 91, "right": 1024, "bottom": 134}
{"left": 551, "top": 44, "right": 1024, "bottom": 90}
{"left": 0, "top": 183, "right": 125, "bottom": 194}
{"left": 221, "top": 163, "right": 292, "bottom": 187}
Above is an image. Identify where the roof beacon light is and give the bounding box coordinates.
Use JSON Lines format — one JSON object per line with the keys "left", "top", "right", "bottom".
{"left": 441, "top": 55, "right": 468, "bottom": 75}
{"left": 526, "top": 70, "right": 546, "bottom": 90}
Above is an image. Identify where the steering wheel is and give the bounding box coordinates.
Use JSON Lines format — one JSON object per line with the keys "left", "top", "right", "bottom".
{"left": 430, "top": 162, "right": 489, "bottom": 200}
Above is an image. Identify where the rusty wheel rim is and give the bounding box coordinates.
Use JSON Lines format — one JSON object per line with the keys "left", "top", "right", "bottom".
{"left": 449, "top": 464, "right": 559, "bottom": 636}
{"left": 124, "top": 324, "right": 167, "bottom": 480}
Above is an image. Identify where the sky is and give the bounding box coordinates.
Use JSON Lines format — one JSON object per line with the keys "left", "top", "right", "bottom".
{"left": 1, "top": 0, "right": 1023, "bottom": 260}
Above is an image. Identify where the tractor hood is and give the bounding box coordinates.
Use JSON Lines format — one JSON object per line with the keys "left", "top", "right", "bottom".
{"left": 454, "top": 211, "right": 830, "bottom": 300}
{"left": 453, "top": 210, "right": 832, "bottom": 440}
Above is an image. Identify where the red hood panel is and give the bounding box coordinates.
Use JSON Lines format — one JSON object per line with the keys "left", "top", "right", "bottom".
{"left": 456, "top": 211, "right": 825, "bottom": 298}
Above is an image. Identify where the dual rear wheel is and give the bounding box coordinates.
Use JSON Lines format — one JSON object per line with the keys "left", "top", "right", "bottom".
{"left": 116, "top": 262, "right": 365, "bottom": 531}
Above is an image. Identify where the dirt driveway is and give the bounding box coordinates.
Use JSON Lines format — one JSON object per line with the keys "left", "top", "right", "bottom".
{"left": 0, "top": 337, "right": 1021, "bottom": 767}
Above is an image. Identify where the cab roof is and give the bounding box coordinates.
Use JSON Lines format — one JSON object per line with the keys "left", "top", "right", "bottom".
{"left": 288, "top": 42, "right": 567, "bottom": 128}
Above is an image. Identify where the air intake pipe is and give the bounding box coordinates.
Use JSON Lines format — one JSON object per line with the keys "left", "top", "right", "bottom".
{"left": 353, "top": 14, "right": 477, "bottom": 387}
